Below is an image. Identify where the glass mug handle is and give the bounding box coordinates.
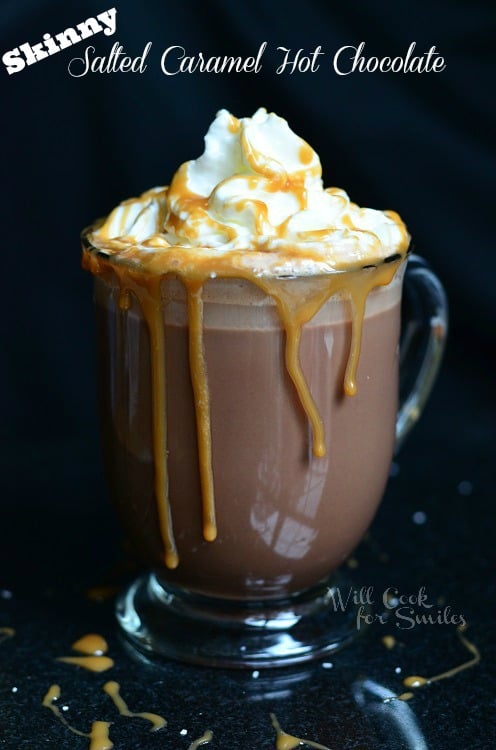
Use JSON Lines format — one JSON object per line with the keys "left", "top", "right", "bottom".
{"left": 395, "top": 254, "right": 448, "bottom": 451}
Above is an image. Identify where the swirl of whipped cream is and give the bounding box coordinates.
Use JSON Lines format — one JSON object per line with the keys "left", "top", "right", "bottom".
{"left": 92, "top": 108, "right": 409, "bottom": 274}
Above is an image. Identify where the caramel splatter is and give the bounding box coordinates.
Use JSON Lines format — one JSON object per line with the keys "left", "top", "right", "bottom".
{"left": 188, "top": 729, "right": 214, "bottom": 749}
{"left": 72, "top": 634, "right": 108, "bottom": 655}
{"left": 57, "top": 656, "right": 114, "bottom": 673}
{"left": 103, "top": 681, "right": 166, "bottom": 731}
{"left": 382, "top": 635, "right": 396, "bottom": 650}
{"left": 270, "top": 713, "right": 331, "bottom": 750}
{"left": 403, "top": 625, "right": 480, "bottom": 690}
{"left": 57, "top": 633, "right": 113, "bottom": 672}
{"left": 42, "top": 685, "right": 113, "bottom": 750}
{"left": 385, "top": 625, "right": 480, "bottom": 703}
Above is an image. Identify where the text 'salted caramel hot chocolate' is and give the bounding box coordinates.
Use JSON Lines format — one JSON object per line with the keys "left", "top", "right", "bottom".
{"left": 82, "top": 109, "right": 444, "bottom": 667}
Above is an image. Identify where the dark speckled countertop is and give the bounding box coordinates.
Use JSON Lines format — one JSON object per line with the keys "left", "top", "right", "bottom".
{"left": 1, "top": 362, "right": 495, "bottom": 750}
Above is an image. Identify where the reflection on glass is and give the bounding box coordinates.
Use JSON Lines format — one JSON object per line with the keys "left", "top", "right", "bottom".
{"left": 353, "top": 678, "right": 429, "bottom": 750}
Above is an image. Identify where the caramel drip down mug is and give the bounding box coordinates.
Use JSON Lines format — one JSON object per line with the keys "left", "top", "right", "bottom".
{"left": 84, "top": 227, "right": 447, "bottom": 668}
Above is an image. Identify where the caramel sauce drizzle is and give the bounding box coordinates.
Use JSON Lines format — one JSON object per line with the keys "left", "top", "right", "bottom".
{"left": 270, "top": 713, "right": 331, "bottom": 750}
{"left": 253, "top": 261, "right": 399, "bottom": 453}
{"left": 188, "top": 729, "right": 214, "bottom": 749}
{"left": 43, "top": 682, "right": 166, "bottom": 747}
{"left": 83, "top": 242, "right": 402, "bottom": 568}
{"left": 103, "top": 681, "right": 166, "bottom": 730}
{"left": 133, "top": 276, "right": 179, "bottom": 569}
{"left": 42, "top": 685, "right": 113, "bottom": 750}
{"left": 385, "top": 625, "right": 480, "bottom": 703}
{"left": 253, "top": 275, "right": 333, "bottom": 458}
{"left": 403, "top": 625, "right": 480, "bottom": 689}
{"left": 227, "top": 114, "right": 240, "bottom": 134}
{"left": 112, "top": 269, "right": 179, "bottom": 570}
{"left": 0, "top": 626, "right": 15, "bottom": 645}
{"left": 185, "top": 279, "right": 217, "bottom": 541}
{"left": 342, "top": 262, "right": 400, "bottom": 396}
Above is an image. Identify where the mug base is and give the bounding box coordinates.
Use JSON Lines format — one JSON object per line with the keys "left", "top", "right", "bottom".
{"left": 116, "top": 572, "right": 368, "bottom": 669}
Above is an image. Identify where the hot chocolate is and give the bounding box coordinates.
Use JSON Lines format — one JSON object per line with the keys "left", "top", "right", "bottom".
{"left": 94, "top": 271, "right": 402, "bottom": 599}
{"left": 81, "top": 108, "right": 436, "bottom": 665}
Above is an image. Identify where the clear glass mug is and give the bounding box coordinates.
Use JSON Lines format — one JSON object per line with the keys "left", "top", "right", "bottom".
{"left": 84, "top": 231, "right": 447, "bottom": 668}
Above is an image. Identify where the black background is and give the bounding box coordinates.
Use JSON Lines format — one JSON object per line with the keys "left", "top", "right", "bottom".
{"left": 1, "top": 0, "right": 495, "bottom": 444}
{"left": 1, "top": 2, "right": 495, "bottom": 748}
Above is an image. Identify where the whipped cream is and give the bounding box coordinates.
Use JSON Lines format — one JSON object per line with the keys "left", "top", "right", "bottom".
{"left": 91, "top": 108, "right": 409, "bottom": 275}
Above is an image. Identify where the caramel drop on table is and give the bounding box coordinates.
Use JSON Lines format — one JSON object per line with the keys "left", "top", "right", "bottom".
{"left": 103, "top": 681, "right": 166, "bottom": 731}
{"left": 270, "top": 713, "right": 331, "bottom": 750}
{"left": 57, "top": 656, "right": 114, "bottom": 672}
{"left": 403, "top": 675, "right": 428, "bottom": 689}
{"left": 384, "top": 690, "right": 415, "bottom": 704}
{"left": 42, "top": 684, "right": 86, "bottom": 736}
{"left": 42, "top": 684, "right": 62, "bottom": 713}
{"left": 382, "top": 635, "right": 397, "bottom": 650}
{"left": 188, "top": 730, "right": 213, "bottom": 749}
{"left": 42, "top": 685, "right": 114, "bottom": 749}
{"left": 41, "top": 685, "right": 114, "bottom": 750}
{"left": 72, "top": 633, "right": 108, "bottom": 655}
{"left": 88, "top": 722, "right": 113, "bottom": 750}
